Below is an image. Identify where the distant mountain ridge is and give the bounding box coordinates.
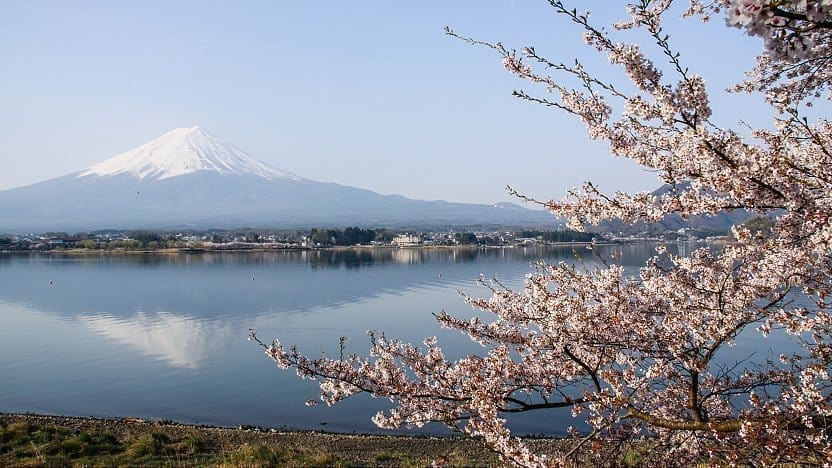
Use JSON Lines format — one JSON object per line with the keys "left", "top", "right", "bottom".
{"left": 0, "top": 127, "right": 556, "bottom": 232}
{"left": 594, "top": 183, "right": 753, "bottom": 236}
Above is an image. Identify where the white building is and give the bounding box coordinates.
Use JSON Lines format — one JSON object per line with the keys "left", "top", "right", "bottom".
{"left": 392, "top": 234, "right": 422, "bottom": 247}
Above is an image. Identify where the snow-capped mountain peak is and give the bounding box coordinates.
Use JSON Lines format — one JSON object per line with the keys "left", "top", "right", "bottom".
{"left": 77, "top": 126, "right": 300, "bottom": 181}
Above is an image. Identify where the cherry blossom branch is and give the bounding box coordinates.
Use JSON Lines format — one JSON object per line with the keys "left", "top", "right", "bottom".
{"left": 258, "top": 1, "right": 832, "bottom": 464}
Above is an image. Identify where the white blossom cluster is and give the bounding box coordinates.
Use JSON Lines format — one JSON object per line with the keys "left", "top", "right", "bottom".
{"left": 256, "top": 1, "right": 832, "bottom": 465}
{"left": 726, "top": 0, "right": 832, "bottom": 59}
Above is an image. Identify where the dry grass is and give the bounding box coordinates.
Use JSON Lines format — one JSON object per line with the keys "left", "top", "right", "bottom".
{"left": 0, "top": 413, "right": 507, "bottom": 466}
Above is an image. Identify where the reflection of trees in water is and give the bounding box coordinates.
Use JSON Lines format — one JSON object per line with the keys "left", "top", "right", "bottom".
{"left": 0, "top": 242, "right": 722, "bottom": 327}
{"left": 309, "top": 249, "right": 381, "bottom": 270}
{"left": 1, "top": 242, "right": 709, "bottom": 270}
{"left": 307, "top": 248, "right": 485, "bottom": 269}
{"left": 593, "top": 242, "right": 717, "bottom": 268}
{"left": 593, "top": 243, "right": 660, "bottom": 267}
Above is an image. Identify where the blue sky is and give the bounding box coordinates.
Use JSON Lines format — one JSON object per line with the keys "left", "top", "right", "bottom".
{"left": 0, "top": 1, "right": 770, "bottom": 204}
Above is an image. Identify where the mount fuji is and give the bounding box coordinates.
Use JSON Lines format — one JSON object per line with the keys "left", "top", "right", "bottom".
{"left": 0, "top": 127, "right": 554, "bottom": 232}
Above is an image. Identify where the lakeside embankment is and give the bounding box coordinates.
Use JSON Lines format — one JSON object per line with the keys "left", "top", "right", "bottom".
{"left": 0, "top": 413, "right": 584, "bottom": 466}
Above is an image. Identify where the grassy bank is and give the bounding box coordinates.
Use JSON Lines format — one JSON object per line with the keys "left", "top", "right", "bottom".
{"left": 1, "top": 413, "right": 510, "bottom": 466}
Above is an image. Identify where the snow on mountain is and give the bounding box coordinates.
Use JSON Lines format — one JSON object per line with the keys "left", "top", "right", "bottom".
{"left": 77, "top": 126, "right": 300, "bottom": 181}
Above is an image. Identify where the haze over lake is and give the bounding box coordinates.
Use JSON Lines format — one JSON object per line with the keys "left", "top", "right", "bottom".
{"left": 0, "top": 243, "right": 774, "bottom": 435}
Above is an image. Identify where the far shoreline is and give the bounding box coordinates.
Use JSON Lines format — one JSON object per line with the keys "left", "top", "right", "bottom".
{"left": 0, "top": 239, "right": 657, "bottom": 256}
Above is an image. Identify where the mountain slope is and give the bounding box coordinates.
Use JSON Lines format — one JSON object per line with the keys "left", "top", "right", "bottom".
{"left": 594, "top": 183, "right": 753, "bottom": 236}
{"left": 0, "top": 127, "right": 555, "bottom": 232}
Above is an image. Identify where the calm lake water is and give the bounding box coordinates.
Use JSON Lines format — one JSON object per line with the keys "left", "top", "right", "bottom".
{"left": 0, "top": 242, "right": 770, "bottom": 435}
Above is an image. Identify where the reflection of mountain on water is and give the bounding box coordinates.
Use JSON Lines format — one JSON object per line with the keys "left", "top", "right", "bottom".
{"left": 0, "top": 244, "right": 686, "bottom": 324}
{"left": 79, "top": 310, "right": 236, "bottom": 368}
{"left": 0, "top": 249, "right": 504, "bottom": 321}
{"left": 0, "top": 242, "right": 723, "bottom": 433}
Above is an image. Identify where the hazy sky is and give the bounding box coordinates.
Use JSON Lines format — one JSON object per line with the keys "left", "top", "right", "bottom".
{"left": 1, "top": 1, "right": 771, "bottom": 204}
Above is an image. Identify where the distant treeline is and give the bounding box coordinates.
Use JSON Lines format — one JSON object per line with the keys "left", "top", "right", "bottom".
{"left": 1, "top": 230, "right": 191, "bottom": 251}
{"left": 75, "top": 231, "right": 188, "bottom": 250}
{"left": 76, "top": 239, "right": 189, "bottom": 250}
{"left": 514, "top": 230, "right": 601, "bottom": 243}
{"left": 452, "top": 230, "right": 601, "bottom": 245}
{"left": 308, "top": 227, "right": 396, "bottom": 246}
{"left": 0, "top": 227, "right": 604, "bottom": 251}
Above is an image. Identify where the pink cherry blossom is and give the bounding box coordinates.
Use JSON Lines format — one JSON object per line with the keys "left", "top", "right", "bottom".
{"left": 254, "top": 1, "right": 832, "bottom": 465}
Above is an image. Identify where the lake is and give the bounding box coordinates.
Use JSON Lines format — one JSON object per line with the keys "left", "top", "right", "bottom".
{"left": 0, "top": 242, "right": 748, "bottom": 435}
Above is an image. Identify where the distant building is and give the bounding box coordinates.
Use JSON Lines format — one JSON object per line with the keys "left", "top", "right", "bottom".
{"left": 392, "top": 234, "right": 421, "bottom": 247}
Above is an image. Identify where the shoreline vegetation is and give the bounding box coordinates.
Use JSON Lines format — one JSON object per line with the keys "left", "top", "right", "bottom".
{"left": 0, "top": 241, "right": 624, "bottom": 256}
{"left": 0, "top": 227, "right": 622, "bottom": 254}
{"left": 0, "top": 220, "right": 745, "bottom": 255}
{"left": 0, "top": 413, "right": 583, "bottom": 466}
{"left": 0, "top": 238, "right": 726, "bottom": 257}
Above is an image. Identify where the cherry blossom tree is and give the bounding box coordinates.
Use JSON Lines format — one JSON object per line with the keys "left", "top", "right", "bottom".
{"left": 253, "top": 1, "right": 832, "bottom": 465}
